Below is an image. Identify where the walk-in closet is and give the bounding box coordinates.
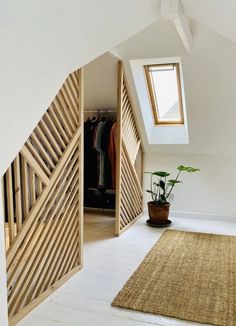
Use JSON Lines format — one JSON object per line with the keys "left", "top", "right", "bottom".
{"left": 83, "top": 53, "right": 118, "bottom": 239}
{"left": 83, "top": 52, "right": 144, "bottom": 239}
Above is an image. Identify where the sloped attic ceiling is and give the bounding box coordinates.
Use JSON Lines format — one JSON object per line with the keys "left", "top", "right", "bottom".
{"left": 1, "top": 0, "right": 236, "bottom": 177}
{"left": 0, "top": 0, "right": 161, "bottom": 178}
{"left": 182, "top": 0, "right": 236, "bottom": 43}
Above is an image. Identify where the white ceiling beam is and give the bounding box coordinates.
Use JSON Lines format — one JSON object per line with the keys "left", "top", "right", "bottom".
{"left": 161, "top": 0, "right": 193, "bottom": 53}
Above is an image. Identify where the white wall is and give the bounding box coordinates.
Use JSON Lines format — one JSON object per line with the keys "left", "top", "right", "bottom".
{"left": 84, "top": 53, "right": 118, "bottom": 110}
{"left": 118, "top": 19, "right": 236, "bottom": 217}
{"left": 144, "top": 153, "right": 236, "bottom": 218}
{"left": 0, "top": 0, "right": 160, "bottom": 178}
{"left": 0, "top": 184, "right": 8, "bottom": 326}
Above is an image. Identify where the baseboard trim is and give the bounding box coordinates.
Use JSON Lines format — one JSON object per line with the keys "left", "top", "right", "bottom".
{"left": 143, "top": 208, "right": 236, "bottom": 222}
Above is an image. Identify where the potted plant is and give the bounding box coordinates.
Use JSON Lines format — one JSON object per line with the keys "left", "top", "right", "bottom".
{"left": 146, "top": 165, "right": 200, "bottom": 225}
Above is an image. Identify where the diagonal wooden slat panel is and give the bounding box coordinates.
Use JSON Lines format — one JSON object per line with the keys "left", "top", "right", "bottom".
{"left": 8, "top": 145, "right": 80, "bottom": 316}
{"left": 2, "top": 69, "right": 84, "bottom": 325}
{"left": 6, "top": 127, "right": 81, "bottom": 271}
{"left": 115, "top": 62, "right": 143, "bottom": 235}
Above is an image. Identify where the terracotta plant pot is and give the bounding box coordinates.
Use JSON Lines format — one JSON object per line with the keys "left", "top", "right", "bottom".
{"left": 147, "top": 201, "right": 170, "bottom": 224}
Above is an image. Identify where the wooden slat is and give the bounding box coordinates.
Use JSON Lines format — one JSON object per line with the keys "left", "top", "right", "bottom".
{"left": 37, "top": 178, "right": 43, "bottom": 197}
{"left": 21, "top": 158, "right": 30, "bottom": 220}
{"left": 29, "top": 169, "right": 36, "bottom": 209}
{"left": 6, "top": 168, "right": 15, "bottom": 244}
{"left": 13, "top": 155, "right": 23, "bottom": 232}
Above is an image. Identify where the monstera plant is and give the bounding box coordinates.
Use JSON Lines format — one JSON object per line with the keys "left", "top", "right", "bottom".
{"left": 146, "top": 165, "right": 200, "bottom": 226}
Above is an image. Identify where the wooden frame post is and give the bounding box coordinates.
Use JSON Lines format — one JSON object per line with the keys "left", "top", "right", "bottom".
{"left": 78, "top": 68, "right": 84, "bottom": 264}
{"left": 115, "top": 62, "right": 123, "bottom": 236}
{"left": 0, "top": 179, "right": 9, "bottom": 326}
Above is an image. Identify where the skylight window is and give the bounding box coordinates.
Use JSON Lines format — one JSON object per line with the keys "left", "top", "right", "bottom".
{"left": 144, "top": 63, "right": 184, "bottom": 125}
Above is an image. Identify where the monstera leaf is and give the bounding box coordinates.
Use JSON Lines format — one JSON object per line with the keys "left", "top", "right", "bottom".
{"left": 168, "top": 179, "right": 182, "bottom": 186}
{"left": 152, "top": 171, "right": 170, "bottom": 177}
{"left": 177, "top": 166, "right": 200, "bottom": 173}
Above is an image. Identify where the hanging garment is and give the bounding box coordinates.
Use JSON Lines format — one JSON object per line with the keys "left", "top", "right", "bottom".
{"left": 84, "top": 114, "right": 116, "bottom": 209}
{"left": 84, "top": 119, "right": 98, "bottom": 189}
{"left": 94, "top": 119, "right": 113, "bottom": 189}
{"left": 94, "top": 120, "right": 106, "bottom": 187}
{"left": 108, "top": 121, "right": 117, "bottom": 188}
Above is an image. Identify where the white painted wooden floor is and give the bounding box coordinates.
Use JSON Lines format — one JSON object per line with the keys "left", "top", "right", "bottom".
{"left": 18, "top": 212, "right": 236, "bottom": 326}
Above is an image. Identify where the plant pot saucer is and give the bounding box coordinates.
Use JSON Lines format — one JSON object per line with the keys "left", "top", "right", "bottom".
{"left": 146, "top": 219, "right": 172, "bottom": 228}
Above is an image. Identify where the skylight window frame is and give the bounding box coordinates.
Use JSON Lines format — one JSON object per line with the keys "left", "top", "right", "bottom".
{"left": 144, "top": 63, "right": 184, "bottom": 125}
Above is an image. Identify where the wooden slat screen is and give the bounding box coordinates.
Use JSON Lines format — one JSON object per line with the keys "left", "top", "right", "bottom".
{"left": 115, "top": 62, "right": 143, "bottom": 235}
{"left": 2, "top": 69, "right": 84, "bottom": 325}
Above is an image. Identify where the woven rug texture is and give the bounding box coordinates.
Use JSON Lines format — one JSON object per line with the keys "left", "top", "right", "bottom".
{"left": 112, "top": 229, "right": 236, "bottom": 326}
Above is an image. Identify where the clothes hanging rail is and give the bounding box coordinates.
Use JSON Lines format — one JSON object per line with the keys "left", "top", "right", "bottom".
{"left": 85, "top": 109, "right": 116, "bottom": 113}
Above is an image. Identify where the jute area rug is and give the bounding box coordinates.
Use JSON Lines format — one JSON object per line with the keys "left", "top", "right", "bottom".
{"left": 112, "top": 230, "right": 236, "bottom": 326}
